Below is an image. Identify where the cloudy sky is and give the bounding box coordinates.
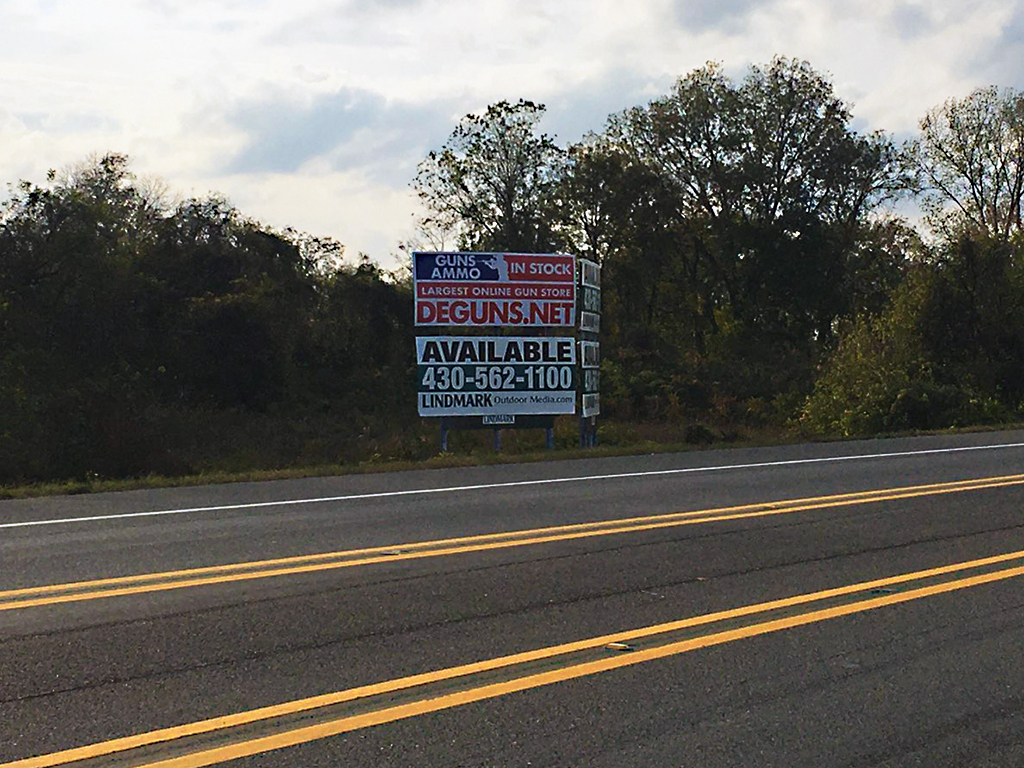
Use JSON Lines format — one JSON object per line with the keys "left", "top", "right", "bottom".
{"left": 3, "top": 0, "right": 1023, "bottom": 266}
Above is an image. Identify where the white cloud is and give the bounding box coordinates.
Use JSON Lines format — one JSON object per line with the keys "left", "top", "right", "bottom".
{"left": 208, "top": 168, "right": 419, "bottom": 263}
{"left": 2, "top": 0, "right": 1024, "bottom": 265}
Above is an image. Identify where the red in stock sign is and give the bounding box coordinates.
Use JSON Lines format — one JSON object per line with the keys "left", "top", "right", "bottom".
{"left": 413, "top": 252, "right": 576, "bottom": 327}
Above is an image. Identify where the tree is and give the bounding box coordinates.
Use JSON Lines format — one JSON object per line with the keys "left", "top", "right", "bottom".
{"left": 907, "top": 86, "right": 1024, "bottom": 241}
{"left": 799, "top": 271, "right": 940, "bottom": 436}
{"left": 143, "top": 196, "right": 319, "bottom": 409}
{"left": 554, "top": 135, "right": 637, "bottom": 262}
{"left": 0, "top": 154, "right": 171, "bottom": 478}
{"left": 306, "top": 257, "right": 415, "bottom": 421}
{"left": 916, "top": 233, "right": 1024, "bottom": 403}
{"left": 413, "top": 99, "right": 563, "bottom": 252}
{"left": 555, "top": 135, "right": 708, "bottom": 359}
{"left": 617, "top": 58, "right": 904, "bottom": 346}
{"left": 800, "top": 233, "right": 1024, "bottom": 437}
{"left": 0, "top": 153, "right": 426, "bottom": 482}
{"left": 0, "top": 155, "right": 325, "bottom": 479}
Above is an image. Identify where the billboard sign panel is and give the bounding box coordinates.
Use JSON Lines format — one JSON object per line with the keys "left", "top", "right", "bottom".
{"left": 414, "top": 252, "right": 575, "bottom": 327}
{"left": 579, "top": 258, "right": 601, "bottom": 289}
{"left": 416, "top": 336, "right": 577, "bottom": 416}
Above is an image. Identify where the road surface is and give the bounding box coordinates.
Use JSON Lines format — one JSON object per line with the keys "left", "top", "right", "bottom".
{"left": 3, "top": 431, "right": 1024, "bottom": 767}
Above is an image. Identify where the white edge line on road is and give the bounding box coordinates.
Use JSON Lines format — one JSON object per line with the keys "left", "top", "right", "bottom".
{"left": 4, "top": 441, "right": 1024, "bottom": 531}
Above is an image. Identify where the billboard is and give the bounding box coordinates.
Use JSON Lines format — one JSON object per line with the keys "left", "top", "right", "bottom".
{"left": 414, "top": 252, "right": 575, "bottom": 327}
{"left": 579, "top": 258, "right": 601, "bottom": 289}
{"left": 416, "top": 336, "right": 576, "bottom": 416}
{"left": 580, "top": 282, "right": 601, "bottom": 334}
{"left": 578, "top": 259, "right": 601, "bottom": 418}
{"left": 580, "top": 340, "right": 600, "bottom": 369}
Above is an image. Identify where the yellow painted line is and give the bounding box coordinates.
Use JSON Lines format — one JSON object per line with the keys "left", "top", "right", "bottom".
{"left": 128, "top": 562, "right": 1024, "bottom": 768}
{"left": 4, "top": 474, "right": 1024, "bottom": 613}
{"left": 6, "top": 546, "right": 1024, "bottom": 768}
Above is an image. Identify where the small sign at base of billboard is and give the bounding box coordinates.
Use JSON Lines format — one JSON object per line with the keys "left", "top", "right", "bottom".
{"left": 482, "top": 414, "right": 516, "bottom": 425}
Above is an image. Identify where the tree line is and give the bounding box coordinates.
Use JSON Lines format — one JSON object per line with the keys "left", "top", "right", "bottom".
{"left": 414, "top": 58, "right": 1024, "bottom": 434}
{"left": 0, "top": 155, "right": 414, "bottom": 481}
{"left": 3, "top": 56, "right": 1024, "bottom": 483}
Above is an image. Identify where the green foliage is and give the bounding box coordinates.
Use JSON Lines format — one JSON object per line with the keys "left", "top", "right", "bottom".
{"left": 547, "top": 59, "right": 910, "bottom": 423}
{"left": 9, "top": 61, "right": 1024, "bottom": 484}
{"left": 305, "top": 257, "right": 416, "bottom": 421}
{"left": 145, "top": 198, "right": 319, "bottom": 408}
{"left": 0, "top": 154, "right": 413, "bottom": 483}
{"left": 801, "top": 235, "right": 1023, "bottom": 436}
{"left": 413, "top": 99, "right": 564, "bottom": 252}
{"left": 801, "top": 85, "right": 1024, "bottom": 438}
{"left": 800, "top": 274, "right": 935, "bottom": 435}
{"left": 1, "top": 154, "right": 165, "bottom": 478}
{"left": 917, "top": 234, "right": 1024, "bottom": 403}
{"left": 907, "top": 86, "right": 1024, "bottom": 241}
{"left": 614, "top": 57, "right": 905, "bottom": 348}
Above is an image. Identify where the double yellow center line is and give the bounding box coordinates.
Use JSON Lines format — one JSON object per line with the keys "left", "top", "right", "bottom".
{"left": 4, "top": 473, "right": 1024, "bottom": 613}
{"left": 7, "top": 546, "right": 1024, "bottom": 767}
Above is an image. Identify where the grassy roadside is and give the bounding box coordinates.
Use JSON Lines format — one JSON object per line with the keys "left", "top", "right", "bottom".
{"left": 0, "top": 418, "right": 783, "bottom": 500}
{"left": 3, "top": 418, "right": 1021, "bottom": 502}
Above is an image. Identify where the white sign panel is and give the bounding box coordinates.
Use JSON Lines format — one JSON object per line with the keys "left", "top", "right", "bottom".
{"left": 416, "top": 337, "right": 577, "bottom": 417}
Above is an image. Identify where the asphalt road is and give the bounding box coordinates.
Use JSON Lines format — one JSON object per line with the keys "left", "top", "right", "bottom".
{"left": 3, "top": 430, "right": 1024, "bottom": 767}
